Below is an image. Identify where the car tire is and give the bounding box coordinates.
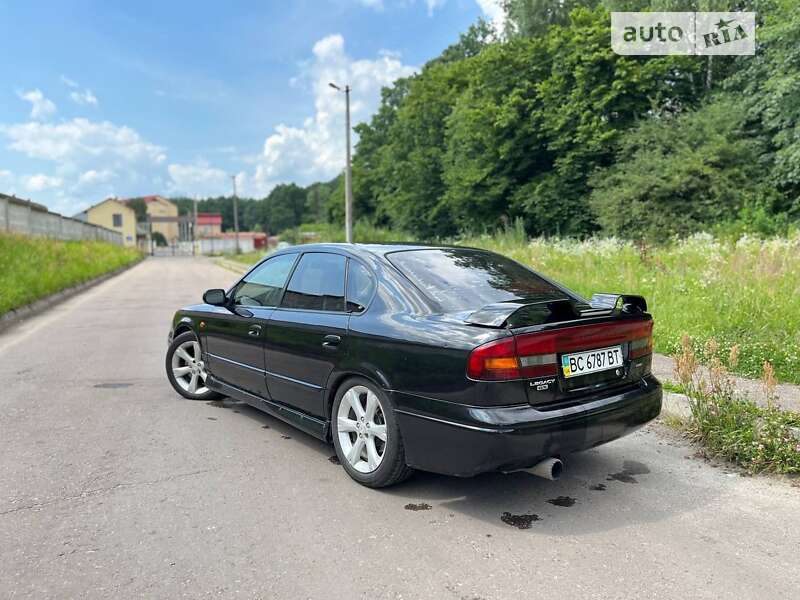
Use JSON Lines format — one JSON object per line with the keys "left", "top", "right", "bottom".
{"left": 165, "top": 331, "right": 222, "bottom": 401}
{"left": 331, "top": 377, "right": 414, "bottom": 488}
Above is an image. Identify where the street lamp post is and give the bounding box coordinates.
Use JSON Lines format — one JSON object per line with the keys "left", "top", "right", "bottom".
{"left": 329, "top": 82, "right": 353, "bottom": 243}
{"left": 230, "top": 174, "right": 240, "bottom": 254}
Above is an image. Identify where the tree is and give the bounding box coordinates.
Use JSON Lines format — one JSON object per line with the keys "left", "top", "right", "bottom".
{"left": 589, "top": 98, "right": 771, "bottom": 240}
{"left": 442, "top": 7, "right": 703, "bottom": 236}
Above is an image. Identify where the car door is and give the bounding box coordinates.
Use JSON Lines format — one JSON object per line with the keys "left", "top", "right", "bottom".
{"left": 204, "top": 253, "right": 298, "bottom": 398}
{"left": 265, "top": 252, "right": 348, "bottom": 418}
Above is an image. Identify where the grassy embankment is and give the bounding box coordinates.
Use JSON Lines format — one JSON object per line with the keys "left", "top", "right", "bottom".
{"left": 0, "top": 233, "right": 142, "bottom": 316}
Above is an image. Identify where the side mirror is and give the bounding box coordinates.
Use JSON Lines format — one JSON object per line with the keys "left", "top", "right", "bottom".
{"left": 203, "top": 288, "right": 227, "bottom": 306}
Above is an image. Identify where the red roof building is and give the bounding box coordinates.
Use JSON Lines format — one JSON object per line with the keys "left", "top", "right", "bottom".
{"left": 195, "top": 213, "right": 222, "bottom": 237}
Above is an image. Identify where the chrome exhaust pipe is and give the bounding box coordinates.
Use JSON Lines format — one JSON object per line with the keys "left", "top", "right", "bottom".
{"left": 523, "top": 457, "right": 563, "bottom": 480}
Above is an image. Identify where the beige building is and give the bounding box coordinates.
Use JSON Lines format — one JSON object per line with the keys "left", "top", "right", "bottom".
{"left": 139, "top": 195, "right": 179, "bottom": 243}
{"left": 75, "top": 198, "right": 137, "bottom": 247}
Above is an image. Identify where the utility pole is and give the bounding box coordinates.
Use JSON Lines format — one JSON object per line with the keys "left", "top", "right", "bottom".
{"left": 329, "top": 82, "right": 353, "bottom": 243}
{"left": 192, "top": 197, "right": 198, "bottom": 256}
{"left": 230, "top": 174, "right": 240, "bottom": 254}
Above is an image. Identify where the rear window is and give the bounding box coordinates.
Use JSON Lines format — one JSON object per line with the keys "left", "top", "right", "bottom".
{"left": 387, "top": 248, "right": 567, "bottom": 312}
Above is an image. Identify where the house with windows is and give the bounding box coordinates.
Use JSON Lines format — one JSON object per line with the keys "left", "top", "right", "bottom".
{"left": 132, "top": 195, "right": 180, "bottom": 244}
{"left": 74, "top": 198, "right": 137, "bottom": 247}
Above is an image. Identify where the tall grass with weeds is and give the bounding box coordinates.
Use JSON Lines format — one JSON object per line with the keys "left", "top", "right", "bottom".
{"left": 674, "top": 335, "right": 800, "bottom": 474}
{"left": 0, "top": 233, "right": 142, "bottom": 315}
{"left": 282, "top": 221, "right": 413, "bottom": 245}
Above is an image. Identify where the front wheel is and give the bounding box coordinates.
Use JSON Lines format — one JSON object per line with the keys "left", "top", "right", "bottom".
{"left": 331, "top": 378, "right": 413, "bottom": 488}
{"left": 165, "top": 331, "right": 222, "bottom": 400}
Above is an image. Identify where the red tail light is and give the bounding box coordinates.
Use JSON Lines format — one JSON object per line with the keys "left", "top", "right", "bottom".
{"left": 467, "top": 320, "right": 653, "bottom": 381}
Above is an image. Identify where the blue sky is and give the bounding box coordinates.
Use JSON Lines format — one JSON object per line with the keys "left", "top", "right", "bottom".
{"left": 0, "top": 0, "right": 503, "bottom": 215}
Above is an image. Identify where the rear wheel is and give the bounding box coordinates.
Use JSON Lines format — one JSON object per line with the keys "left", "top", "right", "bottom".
{"left": 331, "top": 378, "right": 413, "bottom": 488}
{"left": 165, "top": 331, "right": 222, "bottom": 400}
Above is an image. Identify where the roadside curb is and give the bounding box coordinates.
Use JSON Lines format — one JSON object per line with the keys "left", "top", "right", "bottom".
{"left": 214, "top": 257, "right": 250, "bottom": 275}
{"left": 0, "top": 257, "right": 145, "bottom": 335}
{"left": 662, "top": 391, "right": 692, "bottom": 421}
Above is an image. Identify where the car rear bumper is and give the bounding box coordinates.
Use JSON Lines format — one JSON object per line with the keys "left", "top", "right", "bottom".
{"left": 392, "top": 375, "right": 662, "bottom": 477}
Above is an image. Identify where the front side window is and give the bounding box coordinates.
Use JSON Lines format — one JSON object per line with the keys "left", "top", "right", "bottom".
{"left": 233, "top": 253, "right": 297, "bottom": 307}
{"left": 112, "top": 213, "right": 123, "bottom": 227}
{"left": 281, "top": 253, "right": 346, "bottom": 312}
{"left": 346, "top": 260, "right": 376, "bottom": 312}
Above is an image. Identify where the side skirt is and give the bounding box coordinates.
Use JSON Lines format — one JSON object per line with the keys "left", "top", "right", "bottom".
{"left": 207, "top": 375, "right": 329, "bottom": 441}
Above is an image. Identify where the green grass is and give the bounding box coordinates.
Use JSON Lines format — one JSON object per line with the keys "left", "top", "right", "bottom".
{"left": 686, "top": 391, "right": 800, "bottom": 474}
{"left": 228, "top": 251, "right": 270, "bottom": 265}
{"left": 673, "top": 341, "right": 800, "bottom": 474}
{"left": 0, "top": 233, "right": 142, "bottom": 316}
{"left": 281, "top": 221, "right": 411, "bottom": 245}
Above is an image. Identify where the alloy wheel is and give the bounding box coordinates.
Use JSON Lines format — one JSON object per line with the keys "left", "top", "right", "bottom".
{"left": 337, "top": 385, "right": 387, "bottom": 473}
{"left": 170, "top": 339, "right": 209, "bottom": 396}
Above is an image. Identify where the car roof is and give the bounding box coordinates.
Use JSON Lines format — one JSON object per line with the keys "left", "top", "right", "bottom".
{"left": 281, "top": 242, "right": 482, "bottom": 260}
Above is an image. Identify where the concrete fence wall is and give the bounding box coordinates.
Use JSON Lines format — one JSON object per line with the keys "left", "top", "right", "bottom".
{"left": 0, "top": 195, "right": 123, "bottom": 245}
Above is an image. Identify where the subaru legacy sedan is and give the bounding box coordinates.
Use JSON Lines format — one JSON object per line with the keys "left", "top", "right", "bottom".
{"left": 165, "top": 244, "right": 661, "bottom": 487}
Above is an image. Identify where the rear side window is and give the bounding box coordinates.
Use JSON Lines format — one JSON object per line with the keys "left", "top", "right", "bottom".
{"left": 346, "top": 260, "right": 376, "bottom": 312}
{"left": 233, "top": 253, "right": 296, "bottom": 307}
{"left": 387, "top": 248, "right": 566, "bottom": 312}
{"left": 282, "top": 253, "right": 346, "bottom": 312}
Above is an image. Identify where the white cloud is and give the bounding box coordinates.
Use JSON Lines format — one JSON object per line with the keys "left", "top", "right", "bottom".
{"left": 3, "top": 118, "right": 166, "bottom": 165}
{"left": 1, "top": 117, "right": 166, "bottom": 214}
{"left": 70, "top": 89, "right": 99, "bottom": 106}
{"left": 251, "top": 33, "right": 415, "bottom": 195}
{"left": 425, "top": 0, "right": 447, "bottom": 16}
{"left": 17, "top": 89, "right": 57, "bottom": 120}
{"left": 475, "top": 0, "right": 506, "bottom": 31}
{"left": 60, "top": 76, "right": 99, "bottom": 106}
{"left": 357, "top": 0, "right": 384, "bottom": 8}
{"left": 167, "top": 160, "right": 231, "bottom": 197}
{"left": 77, "top": 169, "right": 115, "bottom": 187}
{"left": 22, "top": 173, "right": 63, "bottom": 192}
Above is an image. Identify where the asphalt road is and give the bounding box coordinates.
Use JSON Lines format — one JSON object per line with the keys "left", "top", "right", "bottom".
{"left": 1, "top": 257, "right": 798, "bottom": 599}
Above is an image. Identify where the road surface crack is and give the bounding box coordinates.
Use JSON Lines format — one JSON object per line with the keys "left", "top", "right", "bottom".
{"left": 0, "top": 468, "right": 216, "bottom": 516}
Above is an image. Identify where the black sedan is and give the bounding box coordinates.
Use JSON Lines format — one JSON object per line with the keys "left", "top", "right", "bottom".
{"left": 165, "top": 243, "right": 662, "bottom": 487}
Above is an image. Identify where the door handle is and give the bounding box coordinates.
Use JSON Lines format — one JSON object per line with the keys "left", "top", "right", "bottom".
{"left": 322, "top": 334, "right": 341, "bottom": 349}
{"left": 248, "top": 325, "right": 262, "bottom": 337}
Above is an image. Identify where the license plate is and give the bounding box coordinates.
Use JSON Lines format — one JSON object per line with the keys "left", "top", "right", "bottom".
{"left": 561, "top": 346, "right": 623, "bottom": 379}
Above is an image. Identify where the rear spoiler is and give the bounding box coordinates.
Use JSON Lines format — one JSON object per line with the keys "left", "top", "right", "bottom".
{"left": 464, "top": 293, "right": 647, "bottom": 328}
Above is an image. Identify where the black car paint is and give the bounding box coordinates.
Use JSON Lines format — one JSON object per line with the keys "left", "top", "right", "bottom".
{"left": 169, "top": 243, "right": 662, "bottom": 477}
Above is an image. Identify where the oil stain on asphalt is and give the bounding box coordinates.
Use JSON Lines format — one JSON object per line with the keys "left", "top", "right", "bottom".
{"left": 607, "top": 460, "right": 651, "bottom": 484}
{"left": 404, "top": 503, "right": 432, "bottom": 511}
{"left": 328, "top": 455, "right": 341, "bottom": 464}
{"left": 501, "top": 512, "right": 540, "bottom": 529}
{"left": 281, "top": 435, "right": 292, "bottom": 439}
{"left": 546, "top": 496, "right": 576, "bottom": 507}
{"left": 590, "top": 483, "right": 607, "bottom": 491}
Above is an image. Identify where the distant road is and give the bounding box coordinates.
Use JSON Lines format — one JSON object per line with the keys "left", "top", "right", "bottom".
{"left": 1, "top": 257, "right": 798, "bottom": 599}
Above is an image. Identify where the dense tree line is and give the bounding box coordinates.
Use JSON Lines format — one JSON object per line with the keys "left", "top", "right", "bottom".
{"left": 322, "top": 0, "right": 796, "bottom": 240}
{"left": 167, "top": 178, "right": 339, "bottom": 236}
